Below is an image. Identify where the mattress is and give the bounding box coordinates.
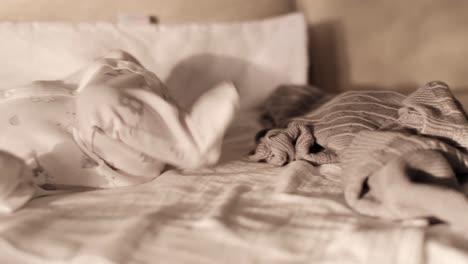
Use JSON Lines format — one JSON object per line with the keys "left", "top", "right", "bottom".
{"left": 0, "top": 13, "right": 467, "bottom": 264}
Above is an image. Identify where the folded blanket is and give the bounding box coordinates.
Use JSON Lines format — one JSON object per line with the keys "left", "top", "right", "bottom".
{"left": 251, "top": 81, "right": 468, "bottom": 230}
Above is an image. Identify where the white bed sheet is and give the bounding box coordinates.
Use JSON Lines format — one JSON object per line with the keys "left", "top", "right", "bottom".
{"left": 0, "top": 110, "right": 427, "bottom": 264}
{"left": 2, "top": 101, "right": 468, "bottom": 264}
{"left": 3, "top": 98, "right": 468, "bottom": 264}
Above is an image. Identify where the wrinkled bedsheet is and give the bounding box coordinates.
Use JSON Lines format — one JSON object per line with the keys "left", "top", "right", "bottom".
{"left": 251, "top": 81, "right": 468, "bottom": 232}
{"left": 0, "top": 163, "right": 427, "bottom": 264}
{"left": 1, "top": 97, "right": 468, "bottom": 264}
{"left": 0, "top": 110, "right": 431, "bottom": 264}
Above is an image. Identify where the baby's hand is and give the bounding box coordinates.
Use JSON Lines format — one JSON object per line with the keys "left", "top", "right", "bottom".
{"left": 0, "top": 151, "right": 36, "bottom": 213}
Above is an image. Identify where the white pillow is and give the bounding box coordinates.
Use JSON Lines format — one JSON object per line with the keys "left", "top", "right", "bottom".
{"left": 0, "top": 13, "right": 307, "bottom": 110}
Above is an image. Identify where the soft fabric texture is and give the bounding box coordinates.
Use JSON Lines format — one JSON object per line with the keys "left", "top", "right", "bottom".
{"left": 251, "top": 81, "right": 468, "bottom": 230}
{"left": 252, "top": 85, "right": 406, "bottom": 165}
{"left": 0, "top": 158, "right": 427, "bottom": 264}
{"left": 0, "top": 81, "right": 458, "bottom": 264}
{"left": 0, "top": 50, "right": 239, "bottom": 212}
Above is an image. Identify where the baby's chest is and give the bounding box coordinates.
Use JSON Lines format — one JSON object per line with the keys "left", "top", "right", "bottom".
{"left": 0, "top": 96, "right": 76, "bottom": 155}
{"left": 0, "top": 96, "right": 106, "bottom": 187}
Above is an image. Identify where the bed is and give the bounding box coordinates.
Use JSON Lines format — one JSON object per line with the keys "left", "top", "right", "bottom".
{"left": 1, "top": 1, "right": 468, "bottom": 264}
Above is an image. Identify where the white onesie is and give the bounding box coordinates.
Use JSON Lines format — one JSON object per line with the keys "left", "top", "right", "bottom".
{"left": 0, "top": 50, "right": 239, "bottom": 212}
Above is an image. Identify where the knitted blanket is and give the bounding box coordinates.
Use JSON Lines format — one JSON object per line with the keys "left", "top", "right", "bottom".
{"left": 251, "top": 81, "right": 468, "bottom": 230}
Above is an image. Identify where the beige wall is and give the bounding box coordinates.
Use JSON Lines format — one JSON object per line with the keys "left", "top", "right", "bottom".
{"left": 0, "top": 0, "right": 295, "bottom": 23}
{"left": 297, "top": 0, "right": 468, "bottom": 92}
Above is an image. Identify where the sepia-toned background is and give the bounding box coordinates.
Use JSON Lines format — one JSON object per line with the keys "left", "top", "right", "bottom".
{"left": 1, "top": 0, "right": 467, "bottom": 94}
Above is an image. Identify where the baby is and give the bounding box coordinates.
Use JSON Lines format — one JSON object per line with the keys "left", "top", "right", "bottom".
{"left": 0, "top": 50, "right": 239, "bottom": 212}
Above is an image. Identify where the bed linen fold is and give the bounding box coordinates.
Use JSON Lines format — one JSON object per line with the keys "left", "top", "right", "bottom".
{"left": 251, "top": 81, "right": 468, "bottom": 231}
{"left": 0, "top": 159, "right": 426, "bottom": 264}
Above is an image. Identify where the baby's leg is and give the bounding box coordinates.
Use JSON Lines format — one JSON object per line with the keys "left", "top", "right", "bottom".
{"left": 73, "top": 52, "right": 166, "bottom": 182}
{"left": 73, "top": 50, "right": 239, "bottom": 182}
{"left": 0, "top": 151, "right": 36, "bottom": 213}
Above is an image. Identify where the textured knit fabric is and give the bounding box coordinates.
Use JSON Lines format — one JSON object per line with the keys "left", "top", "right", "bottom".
{"left": 251, "top": 81, "right": 468, "bottom": 230}
{"left": 251, "top": 87, "right": 406, "bottom": 164}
